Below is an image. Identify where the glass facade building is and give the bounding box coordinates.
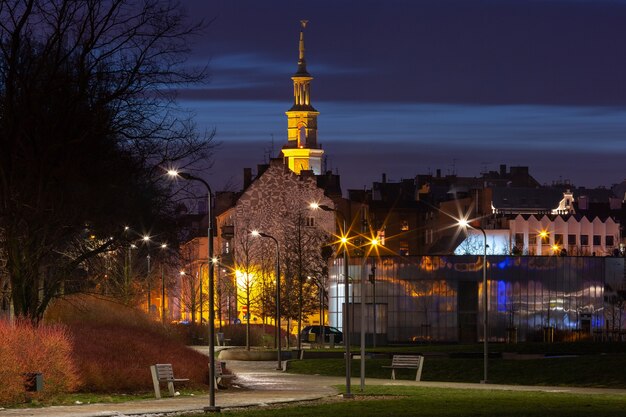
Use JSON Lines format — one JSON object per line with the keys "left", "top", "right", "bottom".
{"left": 328, "top": 256, "right": 625, "bottom": 344}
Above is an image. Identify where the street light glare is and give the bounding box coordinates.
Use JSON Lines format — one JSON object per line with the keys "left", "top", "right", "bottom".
{"left": 143, "top": 235, "right": 150, "bottom": 242}
{"left": 250, "top": 230, "right": 260, "bottom": 236}
{"left": 167, "top": 169, "right": 179, "bottom": 177}
{"left": 458, "top": 218, "right": 469, "bottom": 228}
{"left": 309, "top": 202, "right": 319, "bottom": 210}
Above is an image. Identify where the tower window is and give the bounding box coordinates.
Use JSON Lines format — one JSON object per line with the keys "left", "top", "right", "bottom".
{"left": 298, "top": 125, "right": 306, "bottom": 147}
{"left": 305, "top": 217, "right": 315, "bottom": 227}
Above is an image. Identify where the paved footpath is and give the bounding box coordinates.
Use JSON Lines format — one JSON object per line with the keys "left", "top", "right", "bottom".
{"left": 2, "top": 349, "right": 626, "bottom": 417}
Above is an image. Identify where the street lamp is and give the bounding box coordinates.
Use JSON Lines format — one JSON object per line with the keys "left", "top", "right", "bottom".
{"left": 168, "top": 170, "right": 219, "bottom": 412}
{"left": 310, "top": 203, "right": 353, "bottom": 399}
{"left": 458, "top": 218, "right": 488, "bottom": 383}
{"left": 251, "top": 230, "right": 282, "bottom": 370}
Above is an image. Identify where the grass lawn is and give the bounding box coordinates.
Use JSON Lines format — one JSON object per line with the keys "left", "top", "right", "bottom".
{"left": 191, "top": 386, "right": 626, "bottom": 416}
{"left": 287, "top": 353, "right": 626, "bottom": 388}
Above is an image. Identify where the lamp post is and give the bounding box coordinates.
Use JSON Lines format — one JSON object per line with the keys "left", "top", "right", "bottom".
{"left": 459, "top": 218, "right": 488, "bottom": 383}
{"left": 251, "top": 230, "right": 282, "bottom": 370}
{"left": 310, "top": 203, "right": 353, "bottom": 399}
{"left": 168, "top": 170, "right": 219, "bottom": 412}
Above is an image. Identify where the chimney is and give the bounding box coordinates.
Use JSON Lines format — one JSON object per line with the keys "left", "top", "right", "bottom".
{"left": 243, "top": 168, "right": 252, "bottom": 189}
{"left": 382, "top": 173, "right": 387, "bottom": 184}
{"left": 500, "top": 164, "right": 506, "bottom": 176}
{"left": 436, "top": 169, "right": 441, "bottom": 178}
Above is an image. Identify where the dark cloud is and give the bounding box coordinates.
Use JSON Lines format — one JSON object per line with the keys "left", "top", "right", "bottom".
{"left": 187, "top": 0, "right": 626, "bottom": 105}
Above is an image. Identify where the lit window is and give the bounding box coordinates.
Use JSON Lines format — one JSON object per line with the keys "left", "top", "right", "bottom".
{"left": 378, "top": 230, "right": 386, "bottom": 246}
{"left": 401, "top": 220, "right": 409, "bottom": 231}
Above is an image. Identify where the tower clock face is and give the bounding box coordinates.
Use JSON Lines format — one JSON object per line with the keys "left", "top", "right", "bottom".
{"left": 294, "top": 158, "right": 309, "bottom": 173}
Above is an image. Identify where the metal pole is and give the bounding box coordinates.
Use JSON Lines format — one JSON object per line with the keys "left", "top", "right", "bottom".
{"left": 206, "top": 188, "right": 219, "bottom": 412}
{"left": 274, "top": 238, "right": 281, "bottom": 371}
{"left": 255, "top": 232, "right": 282, "bottom": 371}
{"left": 313, "top": 204, "right": 351, "bottom": 398}
{"left": 161, "top": 264, "right": 165, "bottom": 324}
{"left": 342, "top": 216, "right": 352, "bottom": 398}
{"left": 480, "top": 226, "right": 488, "bottom": 384}
{"left": 174, "top": 173, "right": 219, "bottom": 412}
{"left": 372, "top": 262, "right": 377, "bottom": 348}
{"left": 147, "top": 255, "right": 151, "bottom": 314}
{"left": 360, "top": 263, "right": 365, "bottom": 391}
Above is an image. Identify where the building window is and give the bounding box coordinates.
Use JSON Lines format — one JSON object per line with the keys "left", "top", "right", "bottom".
{"left": 541, "top": 232, "right": 550, "bottom": 245}
{"left": 514, "top": 233, "right": 524, "bottom": 247}
{"left": 378, "top": 230, "right": 386, "bottom": 246}
{"left": 305, "top": 217, "right": 315, "bottom": 227}
{"left": 555, "top": 234, "right": 563, "bottom": 245}
{"left": 399, "top": 240, "right": 409, "bottom": 256}
{"left": 529, "top": 234, "right": 537, "bottom": 245}
{"left": 606, "top": 236, "right": 614, "bottom": 246}
{"left": 401, "top": 220, "right": 409, "bottom": 231}
{"left": 581, "top": 235, "right": 589, "bottom": 246}
{"left": 223, "top": 241, "right": 230, "bottom": 254}
{"left": 593, "top": 235, "right": 601, "bottom": 246}
{"left": 568, "top": 234, "right": 576, "bottom": 245}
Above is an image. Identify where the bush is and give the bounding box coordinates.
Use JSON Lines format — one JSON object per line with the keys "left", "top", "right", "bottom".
{"left": 0, "top": 319, "right": 78, "bottom": 406}
{"left": 45, "top": 295, "right": 210, "bottom": 393}
{"left": 220, "top": 323, "right": 291, "bottom": 347}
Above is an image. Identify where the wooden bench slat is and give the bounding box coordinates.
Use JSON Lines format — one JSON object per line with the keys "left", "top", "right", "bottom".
{"left": 382, "top": 355, "right": 424, "bottom": 381}
{"left": 151, "top": 364, "right": 189, "bottom": 399}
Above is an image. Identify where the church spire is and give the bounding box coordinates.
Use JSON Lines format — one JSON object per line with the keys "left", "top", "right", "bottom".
{"left": 282, "top": 20, "right": 323, "bottom": 176}
{"left": 296, "top": 20, "right": 309, "bottom": 76}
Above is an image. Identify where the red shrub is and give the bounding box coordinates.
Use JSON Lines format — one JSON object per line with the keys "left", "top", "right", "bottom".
{"left": 0, "top": 319, "right": 78, "bottom": 406}
{"left": 46, "top": 295, "right": 210, "bottom": 393}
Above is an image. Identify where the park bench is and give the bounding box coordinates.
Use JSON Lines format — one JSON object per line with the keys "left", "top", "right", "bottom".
{"left": 213, "top": 361, "right": 236, "bottom": 389}
{"left": 383, "top": 355, "right": 424, "bottom": 381}
{"left": 150, "top": 364, "right": 189, "bottom": 399}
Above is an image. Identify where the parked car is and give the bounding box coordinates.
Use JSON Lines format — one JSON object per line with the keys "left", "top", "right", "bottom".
{"left": 300, "top": 325, "right": 343, "bottom": 344}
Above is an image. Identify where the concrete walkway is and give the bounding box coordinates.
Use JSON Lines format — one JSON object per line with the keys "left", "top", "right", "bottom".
{"left": 2, "top": 349, "right": 626, "bottom": 417}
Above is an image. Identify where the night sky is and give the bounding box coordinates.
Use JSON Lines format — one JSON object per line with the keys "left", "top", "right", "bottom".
{"left": 179, "top": 0, "right": 626, "bottom": 193}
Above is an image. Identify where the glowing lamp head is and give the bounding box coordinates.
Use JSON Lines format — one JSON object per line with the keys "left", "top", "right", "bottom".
{"left": 250, "top": 230, "right": 260, "bottom": 237}
{"left": 211, "top": 257, "right": 219, "bottom": 264}
{"left": 539, "top": 230, "right": 548, "bottom": 238}
{"left": 142, "top": 235, "right": 150, "bottom": 242}
{"left": 309, "top": 202, "right": 320, "bottom": 210}
{"left": 161, "top": 243, "right": 167, "bottom": 249}
{"left": 552, "top": 244, "right": 560, "bottom": 252}
{"left": 167, "top": 169, "right": 179, "bottom": 177}
{"left": 179, "top": 270, "right": 186, "bottom": 276}
{"left": 458, "top": 218, "right": 469, "bottom": 228}
{"left": 340, "top": 236, "right": 348, "bottom": 244}
{"left": 370, "top": 238, "right": 379, "bottom": 247}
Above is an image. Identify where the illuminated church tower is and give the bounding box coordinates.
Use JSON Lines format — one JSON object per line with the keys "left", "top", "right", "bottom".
{"left": 282, "top": 20, "right": 324, "bottom": 175}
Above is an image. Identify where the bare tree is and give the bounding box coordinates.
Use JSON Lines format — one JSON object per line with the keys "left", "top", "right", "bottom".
{"left": 0, "top": 0, "right": 214, "bottom": 322}
{"left": 233, "top": 224, "right": 261, "bottom": 350}
{"left": 282, "top": 210, "right": 328, "bottom": 350}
